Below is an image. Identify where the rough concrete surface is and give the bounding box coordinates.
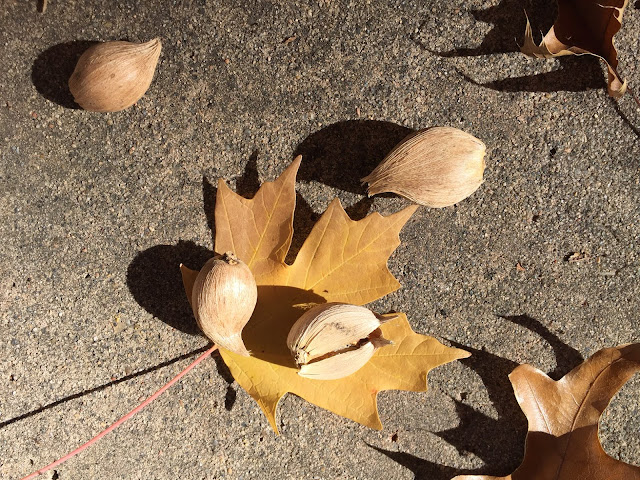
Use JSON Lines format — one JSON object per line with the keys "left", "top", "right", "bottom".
{"left": 1, "top": 0, "right": 639, "bottom": 479}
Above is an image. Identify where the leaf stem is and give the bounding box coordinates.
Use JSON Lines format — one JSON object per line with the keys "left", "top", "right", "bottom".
{"left": 20, "top": 344, "right": 219, "bottom": 480}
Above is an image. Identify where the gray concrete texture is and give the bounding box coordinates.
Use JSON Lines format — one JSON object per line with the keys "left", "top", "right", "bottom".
{"left": 1, "top": 0, "right": 639, "bottom": 478}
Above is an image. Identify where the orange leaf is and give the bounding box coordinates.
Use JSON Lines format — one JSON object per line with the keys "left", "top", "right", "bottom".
{"left": 453, "top": 343, "right": 640, "bottom": 480}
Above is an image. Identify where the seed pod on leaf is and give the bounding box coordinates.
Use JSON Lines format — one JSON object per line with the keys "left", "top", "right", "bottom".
{"left": 69, "top": 38, "right": 162, "bottom": 112}
{"left": 287, "top": 303, "right": 394, "bottom": 380}
{"left": 191, "top": 252, "right": 257, "bottom": 356}
{"left": 362, "top": 126, "right": 486, "bottom": 208}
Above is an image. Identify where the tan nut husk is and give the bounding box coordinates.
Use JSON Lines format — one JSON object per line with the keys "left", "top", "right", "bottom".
{"left": 287, "top": 303, "right": 394, "bottom": 380}
{"left": 362, "top": 126, "right": 486, "bottom": 208}
{"left": 191, "top": 252, "right": 257, "bottom": 356}
{"left": 69, "top": 38, "right": 162, "bottom": 112}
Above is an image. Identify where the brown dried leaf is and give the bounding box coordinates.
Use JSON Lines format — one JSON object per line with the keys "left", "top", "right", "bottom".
{"left": 453, "top": 343, "right": 640, "bottom": 480}
{"left": 521, "top": 0, "right": 629, "bottom": 97}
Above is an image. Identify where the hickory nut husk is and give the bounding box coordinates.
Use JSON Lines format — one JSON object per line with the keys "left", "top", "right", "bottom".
{"left": 362, "top": 126, "right": 486, "bottom": 208}
{"left": 287, "top": 303, "right": 394, "bottom": 380}
{"left": 191, "top": 252, "right": 257, "bottom": 356}
{"left": 69, "top": 38, "right": 162, "bottom": 112}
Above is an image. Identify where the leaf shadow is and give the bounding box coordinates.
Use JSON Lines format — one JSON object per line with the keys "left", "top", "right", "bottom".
{"left": 366, "top": 442, "right": 469, "bottom": 480}
{"left": 415, "top": 0, "right": 609, "bottom": 94}
{"left": 286, "top": 193, "right": 320, "bottom": 265}
{"left": 294, "top": 120, "right": 414, "bottom": 194}
{"left": 31, "top": 41, "right": 97, "bottom": 109}
{"left": 456, "top": 56, "right": 606, "bottom": 93}
{"left": 417, "top": 0, "right": 556, "bottom": 57}
{"left": 202, "top": 177, "right": 217, "bottom": 244}
{"left": 499, "top": 314, "right": 583, "bottom": 380}
{"left": 235, "top": 149, "right": 261, "bottom": 198}
{"left": 610, "top": 96, "right": 640, "bottom": 139}
{"left": 368, "top": 314, "right": 584, "bottom": 478}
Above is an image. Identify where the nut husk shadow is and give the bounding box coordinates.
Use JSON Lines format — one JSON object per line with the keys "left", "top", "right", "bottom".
{"left": 127, "top": 241, "right": 213, "bottom": 335}
{"left": 243, "top": 285, "right": 325, "bottom": 367}
{"left": 294, "top": 120, "right": 414, "bottom": 194}
{"left": 31, "top": 41, "right": 97, "bottom": 109}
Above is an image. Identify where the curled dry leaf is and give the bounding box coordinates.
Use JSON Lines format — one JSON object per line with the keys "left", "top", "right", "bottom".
{"left": 182, "top": 156, "right": 469, "bottom": 432}
{"left": 453, "top": 343, "right": 640, "bottom": 480}
{"left": 521, "top": 0, "right": 629, "bottom": 98}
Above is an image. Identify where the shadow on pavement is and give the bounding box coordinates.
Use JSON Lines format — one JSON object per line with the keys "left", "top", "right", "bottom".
{"left": 368, "top": 314, "right": 584, "bottom": 478}
{"left": 31, "top": 41, "right": 96, "bottom": 109}
{"left": 0, "top": 346, "right": 212, "bottom": 431}
{"left": 294, "top": 120, "right": 414, "bottom": 194}
{"left": 415, "top": 0, "right": 606, "bottom": 95}
{"left": 419, "top": 0, "right": 556, "bottom": 57}
{"left": 456, "top": 56, "right": 606, "bottom": 93}
{"left": 127, "top": 241, "right": 213, "bottom": 335}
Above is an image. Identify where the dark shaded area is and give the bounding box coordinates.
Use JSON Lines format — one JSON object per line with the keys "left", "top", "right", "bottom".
{"left": 202, "top": 177, "right": 217, "bottom": 243}
{"left": 456, "top": 56, "right": 606, "bottom": 93}
{"left": 127, "top": 241, "right": 213, "bottom": 335}
{"left": 370, "top": 314, "right": 584, "bottom": 478}
{"left": 295, "top": 120, "right": 413, "bottom": 194}
{"left": 212, "top": 353, "right": 237, "bottom": 411}
{"left": 417, "top": 0, "right": 609, "bottom": 95}
{"left": 420, "top": 0, "right": 556, "bottom": 57}
{"left": 611, "top": 96, "right": 640, "bottom": 139}
{"left": 367, "top": 443, "right": 470, "bottom": 480}
{"left": 244, "top": 285, "right": 325, "bottom": 366}
{"left": 435, "top": 343, "right": 525, "bottom": 477}
{"left": 285, "top": 193, "right": 320, "bottom": 265}
{"left": 371, "top": 427, "right": 627, "bottom": 479}
{"left": 0, "top": 346, "right": 211, "bottom": 431}
{"left": 500, "top": 314, "right": 583, "bottom": 380}
{"left": 235, "top": 149, "right": 261, "bottom": 198}
{"left": 345, "top": 196, "right": 375, "bottom": 221}
{"left": 31, "top": 41, "right": 96, "bottom": 108}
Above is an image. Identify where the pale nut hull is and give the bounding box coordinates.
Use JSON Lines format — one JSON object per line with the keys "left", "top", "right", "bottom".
{"left": 362, "top": 126, "right": 486, "bottom": 208}
{"left": 69, "top": 38, "right": 162, "bottom": 112}
{"left": 298, "top": 341, "right": 376, "bottom": 380}
{"left": 287, "top": 302, "right": 394, "bottom": 380}
{"left": 192, "top": 253, "right": 257, "bottom": 357}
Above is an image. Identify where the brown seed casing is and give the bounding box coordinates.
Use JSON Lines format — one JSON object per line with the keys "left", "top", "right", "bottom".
{"left": 191, "top": 252, "right": 257, "bottom": 356}
{"left": 69, "top": 38, "right": 162, "bottom": 112}
{"left": 362, "top": 126, "right": 486, "bottom": 208}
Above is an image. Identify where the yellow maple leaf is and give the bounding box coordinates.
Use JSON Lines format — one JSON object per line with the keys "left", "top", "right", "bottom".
{"left": 182, "top": 156, "right": 469, "bottom": 432}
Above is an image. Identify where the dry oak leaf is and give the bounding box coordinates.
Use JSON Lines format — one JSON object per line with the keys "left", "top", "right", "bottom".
{"left": 521, "top": 0, "right": 629, "bottom": 98}
{"left": 182, "top": 156, "right": 469, "bottom": 432}
{"left": 454, "top": 343, "right": 640, "bottom": 480}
